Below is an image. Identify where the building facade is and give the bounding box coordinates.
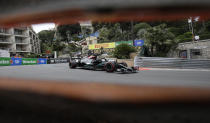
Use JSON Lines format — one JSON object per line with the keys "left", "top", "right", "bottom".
{"left": 177, "top": 39, "right": 210, "bottom": 59}
{"left": 0, "top": 27, "right": 41, "bottom": 57}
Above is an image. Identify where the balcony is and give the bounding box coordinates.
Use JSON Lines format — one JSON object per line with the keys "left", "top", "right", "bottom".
{"left": 14, "top": 29, "right": 28, "bottom": 37}
{"left": 16, "top": 40, "right": 28, "bottom": 44}
{"left": 0, "top": 28, "right": 6, "bottom": 33}
{"left": 15, "top": 37, "right": 29, "bottom": 44}
{"left": 15, "top": 27, "right": 27, "bottom": 30}
{"left": 16, "top": 48, "right": 30, "bottom": 52}
{"left": 0, "top": 47, "right": 11, "bottom": 51}
{"left": 0, "top": 29, "right": 11, "bottom": 36}
{"left": 0, "top": 38, "right": 12, "bottom": 44}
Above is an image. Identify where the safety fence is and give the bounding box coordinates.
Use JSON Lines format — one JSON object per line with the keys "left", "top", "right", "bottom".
{"left": 47, "top": 58, "right": 70, "bottom": 64}
{"left": 0, "top": 57, "right": 47, "bottom": 66}
{"left": 134, "top": 57, "right": 210, "bottom": 69}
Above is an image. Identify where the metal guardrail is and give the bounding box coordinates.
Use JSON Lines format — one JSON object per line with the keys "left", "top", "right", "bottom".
{"left": 134, "top": 57, "right": 210, "bottom": 69}
{"left": 47, "top": 58, "right": 70, "bottom": 64}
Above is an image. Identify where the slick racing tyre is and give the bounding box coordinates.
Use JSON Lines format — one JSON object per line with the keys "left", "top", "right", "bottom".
{"left": 69, "top": 62, "right": 77, "bottom": 69}
{"left": 105, "top": 62, "right": 115, "bottom": 72}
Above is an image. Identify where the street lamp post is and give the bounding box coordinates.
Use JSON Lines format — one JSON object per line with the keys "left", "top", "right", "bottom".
{"left": 66, "top": 31, "right": 70, "bottom": 43}
{"left": 188, "top": 17, "right": 200, "bottom": 42}
{"left": 188, "top": 17, "right": 195, "bottom": 42}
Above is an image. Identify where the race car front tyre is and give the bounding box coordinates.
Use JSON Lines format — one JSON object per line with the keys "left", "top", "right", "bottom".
{"left": 105, "top": 62, "right": 115, "bottom": 72}
{"left": 70, "top": 62, "right": 77, "bottom": 69}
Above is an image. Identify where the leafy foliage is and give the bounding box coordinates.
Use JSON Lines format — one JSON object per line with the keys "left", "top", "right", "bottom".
{"left": 134, "top": 23, "right": 151, "bottom": 35}
{"left": 176, "top": 32, "right": 193, "bottom": 43}
{"left": 68, "top": 43, "right": 81, "bottom": 52}
{"left": 113, "top": 43, "right": 136, "bottom": 59}
{"left": 52, "top": 40, "right": 66, "bottom": 51}
{"left": 38, "top": 30, "right": 55, "bottom": 43}
{"left": 57, "top": 23, "right": 81, "bottom": 41}
{"left": 137, "top": 24, "right": 175, "bottom": 56}
{"left": 98, "top": 23, "right": 123, "bottom": 42}
{"left": 38, "top": 30, "right": 55, "bottom": 53}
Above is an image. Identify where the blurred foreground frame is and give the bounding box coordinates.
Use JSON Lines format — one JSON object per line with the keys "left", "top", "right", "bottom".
{"left": 1, "top": 0, "right": 210, "bottom": 122}
{"left": 1, "top": 0, "right": 210, "bottom": 26}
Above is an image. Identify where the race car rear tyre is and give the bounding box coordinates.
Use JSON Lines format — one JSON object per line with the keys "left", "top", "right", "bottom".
{"left": 105, "top": 62, "right": 115, "bottom": 72}
{"left": 70, "top": 62, "right": 77, "bottom": 69}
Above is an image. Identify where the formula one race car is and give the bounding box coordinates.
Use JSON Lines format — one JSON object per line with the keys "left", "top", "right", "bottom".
{"left": 69, "top": 56, "right": 107, "bottom": 71}
{"left": 69, "top": 56, "right": 138, "bottom": 73}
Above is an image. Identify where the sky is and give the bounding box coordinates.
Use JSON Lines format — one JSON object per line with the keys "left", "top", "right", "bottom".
{"left": 32, "top": 23, "right": 55, "bottom": 33}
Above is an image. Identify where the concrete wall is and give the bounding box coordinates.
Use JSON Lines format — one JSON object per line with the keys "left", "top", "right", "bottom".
{"left": 177, "top": 39, "right": 210, "bottom": 59}
{"left": 117, "top": 59, "right": 134, "bottom": 67}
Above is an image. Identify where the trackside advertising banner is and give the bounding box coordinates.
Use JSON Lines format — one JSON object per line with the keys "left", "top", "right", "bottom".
{"left": 89, "top": 42, "right": 115, "bottom": 50}
{"left": 0, "top": 57, "right": 11, "bottom": 66}
{"left": 134, "top": 40, "right": 144, "bottom": 47}
{"left": 0, "top": 58, "right": 48, "bottom": 66}
{"left": 11, "top": 58, "right": 22, "bottom": 66}
{"left": 37, "top": 58, "right": 47, "bottom": 64}
{"left": 115, "top": 41, "right": 133, "bottom": 46}
{"left": 22, "top": 58, "right": 37, "bottom": 65}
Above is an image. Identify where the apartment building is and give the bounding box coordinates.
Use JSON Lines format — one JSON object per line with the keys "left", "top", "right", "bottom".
{"left": 0, "top": 27, "right": 41, "bottom": 57}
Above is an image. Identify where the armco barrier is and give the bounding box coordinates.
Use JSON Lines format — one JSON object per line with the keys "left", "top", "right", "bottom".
{"left": 134, "top": 57, "right": 210, "bottom": 69}
{"left": 0, "top": 57, "right": 11, "bottom": 66}
{"left": 47, "top": 58, "right": 70, "bottom": 64}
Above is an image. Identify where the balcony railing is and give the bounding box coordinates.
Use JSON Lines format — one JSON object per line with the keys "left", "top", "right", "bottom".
{"left": 15, "top": 39, "right": 29, "bottom": 44}
{"left": 16, "top": 48, "right": 29, "bottom": 52}
{"left": 16, "top": 40, "right": 24, "bottom": 43}
{"left": 15, "top": 27, "right": 27, "bottom": 30}
{"left": 14, "top": 32, "right": 23, "bottom": 35}
{"left": 0, "top": 29, "right": 10, "bottom": 35}
{"left": 0, "top": 39, "right": 11, "bottom": 43}
{"left": 0, "top": 29, "right": 6, "bottom": 33}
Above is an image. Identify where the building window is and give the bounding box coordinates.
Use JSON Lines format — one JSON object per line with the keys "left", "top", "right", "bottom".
{"left": 15, "top": 37, "right": 24, "bottom": 43}
{"left": 0, "top": 28, "right": 6, "bottom": 33}
{"left": 191, "top": 49, "right": 202, "bottom": 56}
{"left": 179, "top": 50, "right": 187, "bottom": 58}
{"left": 14, "top": 29, "right": 23, "bottom": 35}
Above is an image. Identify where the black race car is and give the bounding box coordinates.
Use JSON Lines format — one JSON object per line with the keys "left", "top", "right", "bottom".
{"left": 69, "top": 56, "right": 138, "bottom": 73}
{"left": 69, "top": 56, "right": 106, "bottom": 70}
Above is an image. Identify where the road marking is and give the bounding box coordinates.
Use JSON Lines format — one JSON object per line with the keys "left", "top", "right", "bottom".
{"left": 147, "top": 68, "right": 210, "bottom": 72}
{"left": 139, "top": 68, "right": 151, "bottom": 70}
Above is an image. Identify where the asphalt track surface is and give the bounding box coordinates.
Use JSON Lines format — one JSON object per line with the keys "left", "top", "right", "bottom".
{"left": 0, "top": 63, "right": 210, "bottom": 88}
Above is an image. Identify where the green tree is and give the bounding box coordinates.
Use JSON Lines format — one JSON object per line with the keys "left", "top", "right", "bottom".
{"left": 108, "top": 23, "right": 123, "bottom": 41}
{"left": 82, "top": 27, "right": 92, "bottom": 39}
{"left": 134, "top": 23, "right": 151, "bottom": 35}
{"left": 98, "top": 27, "right": 110, "bottom": 42}
{"left": 57, "top": 23, "right": 81, "bottom": 41}
{"left": 142, "top": 24, "right": 175, "bottom": 56}
{"left": 113, "top": 43, "right": 136, "bottom": 59}
{"left": 38, "top": 30, "right": 55, "bottom": 44}
{"left": 98, "top": 23, "right": 123, "bottom": 43}
{"left": 176, "top": 32, "right": 193, "bottom": 43}
{"left": 68, "top": 43, "right": 80, "bottom": 52}
{"left": 38, "top": 30, "right": 55, "bottom": 53}
{"left": 52, "top": 40, "right": 66, "bottom": 52}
